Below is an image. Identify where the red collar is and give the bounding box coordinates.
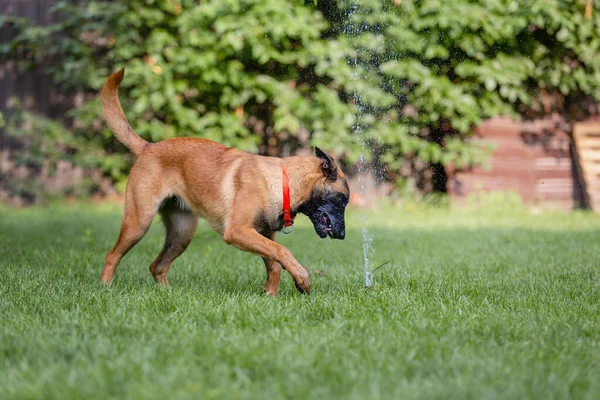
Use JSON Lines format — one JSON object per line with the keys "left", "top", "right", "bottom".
{"left": 282, "top": 167, "right": 294, "bottom": 233}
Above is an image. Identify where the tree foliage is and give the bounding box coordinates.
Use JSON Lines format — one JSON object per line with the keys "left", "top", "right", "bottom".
{"left": 2, "top": 0, "right": 356, "bottom": 189}
{"left": 320, "top": 0, "right": 600, "bottom": 187}
{"left": 2, "top": 0, "right": 600, "bottom": 196}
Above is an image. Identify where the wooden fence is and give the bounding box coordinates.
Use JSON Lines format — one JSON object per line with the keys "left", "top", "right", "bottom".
{"left": 446, "top": 116, "right": 590, "bottom": 211}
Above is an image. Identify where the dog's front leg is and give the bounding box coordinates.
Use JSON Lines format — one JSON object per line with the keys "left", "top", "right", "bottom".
{"left": 223, "top": 226, "right": 309, "bottom": 294}
{"left": 262, "top": 257, "right": 282, "bottom": 297}
{"left": 261, "top": 231, "right": 282, "bottom": 297}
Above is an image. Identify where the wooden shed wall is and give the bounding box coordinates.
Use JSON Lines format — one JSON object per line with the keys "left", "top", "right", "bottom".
{"left": 446, "top": 116, "right": 584, "bottom": 210}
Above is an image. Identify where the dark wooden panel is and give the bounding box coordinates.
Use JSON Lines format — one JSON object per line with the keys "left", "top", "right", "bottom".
{"left": 0, "top": 0, "right": 82, "bottom": 118}
{"left": 573, "top": 122, "right": 600, "bottom": 212}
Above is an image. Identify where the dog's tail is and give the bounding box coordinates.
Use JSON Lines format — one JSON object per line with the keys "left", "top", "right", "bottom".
{"left": 100, "top": 68, "right": 149, "bottom": 156}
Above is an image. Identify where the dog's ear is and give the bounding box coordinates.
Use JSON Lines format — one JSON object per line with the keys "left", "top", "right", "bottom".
{"left": 315, "top": 147, "right": 337, "bottom": 181}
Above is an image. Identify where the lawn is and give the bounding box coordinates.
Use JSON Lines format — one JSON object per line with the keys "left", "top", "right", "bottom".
{"left": 1, "top": 203, "right": 599, "bottom": 399}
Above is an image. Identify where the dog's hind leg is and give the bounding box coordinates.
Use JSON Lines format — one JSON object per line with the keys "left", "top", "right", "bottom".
{"left": 101, "top": 187, "right": 159, "bottom": 285}
{"left": 149, "top": 199, "right": 198, "bottom": 285}
{"left": 262, "top": 232, "right": 282, "bottom": 297}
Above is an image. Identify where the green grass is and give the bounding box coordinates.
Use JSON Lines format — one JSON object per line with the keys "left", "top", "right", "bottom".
{"left": 1, "top": 203, "right": 600, "bottom": 399}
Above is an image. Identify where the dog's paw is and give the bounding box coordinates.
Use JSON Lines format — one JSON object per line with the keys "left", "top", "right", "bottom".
{"left": 294, "top": 281, "right": 310, "bottom": 295}
{"left": 100, "top": 276, "right": 113, "bottom": 286}
{"left": 294, "top": 269, "right": 310, "bottom": 295}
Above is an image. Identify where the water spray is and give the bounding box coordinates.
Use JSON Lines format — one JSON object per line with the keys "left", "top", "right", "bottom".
{"left": 345, "top": 3, "right": 378, "bottom": 288}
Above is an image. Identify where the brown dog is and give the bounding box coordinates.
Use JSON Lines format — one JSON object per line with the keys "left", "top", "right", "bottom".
{"left": 99, "top": 69, "right": 350, "bottom": 296}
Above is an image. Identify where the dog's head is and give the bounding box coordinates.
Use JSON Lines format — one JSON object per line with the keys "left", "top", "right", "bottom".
{"left": 300, "top": 147, "right": 350, "bottom": 240}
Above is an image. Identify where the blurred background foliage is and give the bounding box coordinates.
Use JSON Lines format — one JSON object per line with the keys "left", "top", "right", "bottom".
{"left": 2, "top": 0, "right": 600, "bottom": 199}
